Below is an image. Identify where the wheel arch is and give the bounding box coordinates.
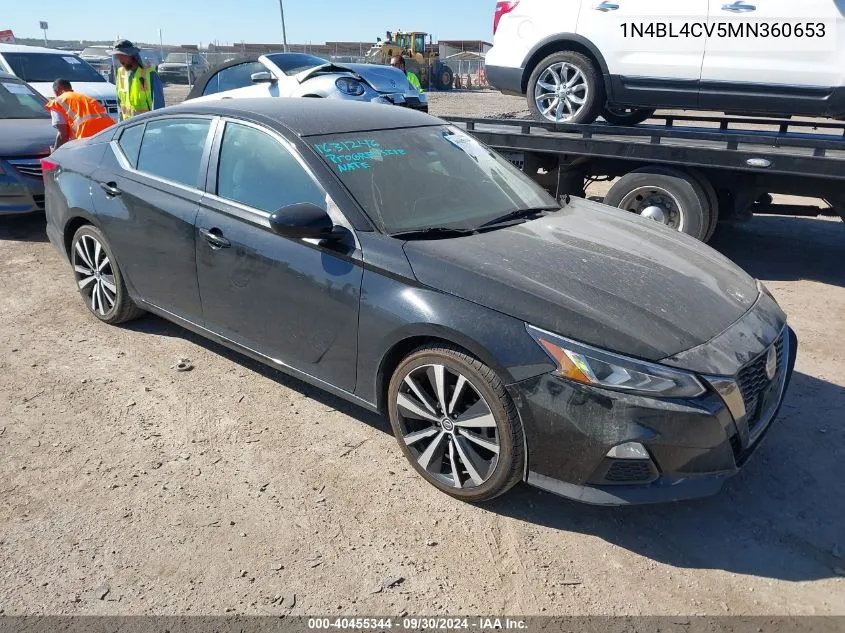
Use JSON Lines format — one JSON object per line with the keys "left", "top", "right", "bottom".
{"left": 374, "top": 326, "right": 516, "bottom": 414}
{"left": 520, "top": 34, "right": 611, "bottom": 95}
{"left": 62, "top": 214, "right": 99, "bottom": 259}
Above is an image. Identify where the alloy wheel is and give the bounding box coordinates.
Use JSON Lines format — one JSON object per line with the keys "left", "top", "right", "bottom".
{"left": 395, "top": 363, "right": 500, "bottom": 489}
{"left": 73, "top": 234, "right": 117, "bottom": 316}
{"left": 534, "top": 62, "right": 589, "bottom": 123}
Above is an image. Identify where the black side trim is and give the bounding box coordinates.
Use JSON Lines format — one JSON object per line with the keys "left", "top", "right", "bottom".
{"left": 519, "top": 34, "right": 611, "bottom": 95}
{"left": 607, "top": 75, "right": 845, "bottom": 117}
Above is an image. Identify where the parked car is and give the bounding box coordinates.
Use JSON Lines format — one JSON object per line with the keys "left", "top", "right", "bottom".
{"left": 487, "top": 0, "right": 845, "bottom": 124}
{"left": 0, "top": 72, "right": 53, "bottom": 215}
{"left": 0, "top": 44, "right": 119, "bottom": 120}
{"left": 43, "top": 98, "right": 796, "bottom": 505}
{"left": 186, "top": 52, "right": 428, "bottom": 112}
{"left": 156, "top": 51, "right": 209, "bottom": 84}
{"left": 79, "top": 45, "right": 113, "bottom": 80}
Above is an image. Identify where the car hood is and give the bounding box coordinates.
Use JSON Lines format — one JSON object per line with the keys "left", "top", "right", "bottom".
{"left": 402, "top": 198, "right": 760, "bottom": 362}
{"left": 296, "top": 62, "right": 413, "bottom": 93}
{"left": 0, "top": 119, "right": 55, "bottom": 157}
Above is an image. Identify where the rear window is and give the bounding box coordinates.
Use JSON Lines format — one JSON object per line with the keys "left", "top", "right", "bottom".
{"left": 0, "top": 78, "right": 48, "bottom": 119}
{"left": 2, "top": 52, "right": 105, "bottom": 84}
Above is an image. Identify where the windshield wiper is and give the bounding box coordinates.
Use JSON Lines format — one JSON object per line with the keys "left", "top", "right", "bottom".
{"left": 390, "top": 227, "right": 476, "bottom": 240}
{"left": 477, "top": 205, "right": 561, "bottom": 230}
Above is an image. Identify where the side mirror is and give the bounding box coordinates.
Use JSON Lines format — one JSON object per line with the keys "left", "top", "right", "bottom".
{"left": 251, "top": 71, "right": 276, "bottom": 84}
{"left": 269, "top": 203, "right": 344, "bottom": 240}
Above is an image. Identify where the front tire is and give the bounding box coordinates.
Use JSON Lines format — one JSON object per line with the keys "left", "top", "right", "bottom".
{"left": 71, "top": 225, "right": 145, "bottom": 325}
{"left": 527, "top": 51, "right": 603, "bottom": 124}
{"left": 387, "top": 345, "right": 525, "bottom": 502}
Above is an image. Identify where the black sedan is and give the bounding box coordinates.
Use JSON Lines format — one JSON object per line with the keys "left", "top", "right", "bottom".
{"left": 43, "top": 99, "right": 797, "bottom": 505}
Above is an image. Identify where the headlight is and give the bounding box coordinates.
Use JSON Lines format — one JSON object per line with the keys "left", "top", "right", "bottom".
{"left": 527, "top": 325, "right": 706, "bottom": 398}
{"left": 335, "top": 77, "right": 366, "bottom": 96}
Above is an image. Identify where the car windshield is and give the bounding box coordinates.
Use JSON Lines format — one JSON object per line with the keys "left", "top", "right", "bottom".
{"left": 0, "top": 78, "right": 49, "bottom": 119}
{"left": 81, "top": 47, "right": 109, "bottom": 57}
{"left": 165, "top": 53, "right": 190, "bottom": 63}
{"left": 2, "top": 52, "right": 105, "bottom": 84}
{"left": 310, "top": 126, "right": 559, "bottom": 235}
{"left": 265, "top": 53, "right": 329, "bottom": 75}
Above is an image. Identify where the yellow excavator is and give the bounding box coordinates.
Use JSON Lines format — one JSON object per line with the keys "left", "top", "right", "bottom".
{"left": 364, "top": 30, "right": 454, "bottom": 91}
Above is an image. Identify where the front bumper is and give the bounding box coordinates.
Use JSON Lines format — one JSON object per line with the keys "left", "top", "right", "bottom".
{"left": 510, "top": 326, "right": 797, "bottom": 506}
{"left": 0, "top": 158, "right": 45, "bottom": 215}
{"left": 371, "top": 92, "right": 429, "bottom": 113}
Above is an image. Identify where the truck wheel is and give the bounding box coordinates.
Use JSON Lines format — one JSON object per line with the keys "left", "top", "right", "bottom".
{"left": 604, "top": 167, "right": 713, "bottom": 241}
{"left": 528, "top": 51, "right": 603, "bottom": 124}
{"left": 601, "top": 107, "right": 655, "bottom": 126}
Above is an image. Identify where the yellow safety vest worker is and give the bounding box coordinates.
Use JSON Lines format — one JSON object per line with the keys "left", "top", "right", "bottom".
{"left": 116, "top": 66, "right": 153, "bottom": 120}
{"left": 45, "top": 92, "right": 115, "bottom": 140}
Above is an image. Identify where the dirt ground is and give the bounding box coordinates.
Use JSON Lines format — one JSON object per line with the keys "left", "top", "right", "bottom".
{"left": 0, "top": 89, "right": 843, "bottom": 617}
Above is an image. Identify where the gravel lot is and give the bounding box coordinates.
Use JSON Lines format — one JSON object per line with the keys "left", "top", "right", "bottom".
{"left": 0, "top": 88, "right": 843, "bottom": 616}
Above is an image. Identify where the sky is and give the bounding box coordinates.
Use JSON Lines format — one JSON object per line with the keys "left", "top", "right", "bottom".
{"left": 6, "top": 0, "right": 495, "bottom": 45}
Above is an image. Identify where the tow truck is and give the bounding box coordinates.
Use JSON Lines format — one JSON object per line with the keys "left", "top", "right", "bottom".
{"left": 446, "top": 113, "right": 845, "bottom": 242}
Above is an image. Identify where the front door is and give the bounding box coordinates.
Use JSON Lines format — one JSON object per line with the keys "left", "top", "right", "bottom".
{"left": 91, "top": 116, "right": 214, "bottom": 321}
{"left": 576, "top": 0, "right": 710, "bottom": 107}
{"left": 195, "top": 120, "right": 363, "bottom": 392}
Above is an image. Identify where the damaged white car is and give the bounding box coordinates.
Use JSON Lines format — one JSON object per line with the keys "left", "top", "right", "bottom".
{"left": 186, "top": 52, "right": 428, "bottom": 112}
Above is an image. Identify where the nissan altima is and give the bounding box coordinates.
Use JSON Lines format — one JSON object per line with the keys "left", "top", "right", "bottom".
{"left": 43, "top": 99, "right": 797, "bottom": 505}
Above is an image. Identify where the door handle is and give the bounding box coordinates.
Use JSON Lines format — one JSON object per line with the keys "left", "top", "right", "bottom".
{"left": 199, "top": 227, "right": 231, "bottom": 249}
{"left": 99, "top": 181, "right": 122, "bottom": 196}
{"left": 722, "top": 1, "right": 756, "bottom": 12}
{"left": 594, "top": 1, "right": 620, "bottom": 11}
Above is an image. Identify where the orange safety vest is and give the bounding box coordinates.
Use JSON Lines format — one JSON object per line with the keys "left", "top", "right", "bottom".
{"left": 45, "top": 92, "right": 115, "bottom": 140}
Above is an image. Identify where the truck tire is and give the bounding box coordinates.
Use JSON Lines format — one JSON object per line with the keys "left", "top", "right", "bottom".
{"left": 527, "top": 51, "right": 603, "bottom": 124}
{"left": 436, "top": 65, "right": 454, "bottom": 91}
{"left": 601, "top": 107, "right": 656, "bottom": 126}
{"left": 604, "top": 167, "right": 713, "bottom": 241}
{"left": 686, "top": 168, "right": 720, "bottom": 242}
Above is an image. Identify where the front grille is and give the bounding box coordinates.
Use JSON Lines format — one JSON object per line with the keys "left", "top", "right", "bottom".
{"left": 604, "top": 460, "right": 656, "bottom": 484}
{"left": 9, "top": 160, "right": 43, "bottom": 179}
{"left": 32, "top": 194, "right": 45, "bottom": 210}
{"left": 100, "top": 99, "right": 119, "bottom": 115}
{"left": 737, "top": 334, "right": 785, "bottom": 434}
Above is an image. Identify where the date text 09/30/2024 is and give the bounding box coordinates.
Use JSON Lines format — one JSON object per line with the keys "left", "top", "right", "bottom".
{"left": 308, "top": 617, "right": 528, "bottom": 630}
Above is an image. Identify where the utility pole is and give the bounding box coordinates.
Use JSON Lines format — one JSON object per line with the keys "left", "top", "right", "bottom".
{"left": 278, "top": 0, "right": 289, "bottom": 52}
{"left": 40, "top": 21, "right": 48, "bottom": 47}
{"left": 158, "top": 28, "right": 164, "bottom": 58}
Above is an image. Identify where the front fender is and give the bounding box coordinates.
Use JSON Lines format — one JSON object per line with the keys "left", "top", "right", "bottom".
{"left": 355, "top": 269, "right": 555, "bottom": 408}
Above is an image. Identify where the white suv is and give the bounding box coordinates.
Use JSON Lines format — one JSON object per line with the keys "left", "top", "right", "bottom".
{"left": 486, "top": 0, "right": 845, "bottom": 124}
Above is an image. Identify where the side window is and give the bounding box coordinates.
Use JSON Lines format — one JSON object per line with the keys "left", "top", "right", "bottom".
{"left": 215, "top": 62, "right": 267, "bottom": 93}
{"left": 137, "top": 118, "right": 211, "bottom": 187}
{"left": 216, "top": 122, "right": 324, "bottom": 213}
{"left": 117, "top": 124, "right": 144, "bottom": 167}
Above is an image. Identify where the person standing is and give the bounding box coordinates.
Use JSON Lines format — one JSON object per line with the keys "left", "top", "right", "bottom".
{"left": 45, "top": 79, "right": 115, "bottom": 151}
{"left": 390, "top": 55, "right": 423, "bottom": 93}
{"left": 110, "top": 39, "right": 165, "bottom": 120}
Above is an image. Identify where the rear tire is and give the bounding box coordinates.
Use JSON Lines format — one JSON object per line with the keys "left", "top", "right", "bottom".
{"left": 601, "top": 106, "right": 656, "bottom": 126}
{"left": 387, "top": 345, "right": 524, "bottom": 503}
{"left": 527, "top": 51, "right": 603, "bottom": 124}
{"left": 604, "top": 167, "right": 713, "bottom": 241}
{"left": 436, "top": 65, "right": 454, "bottom": 91}
{"left": 70, "top": 225, "right": 145, "bottom": 325}
{"left": 686, "top": 168, "right": 720, "bottom": 242}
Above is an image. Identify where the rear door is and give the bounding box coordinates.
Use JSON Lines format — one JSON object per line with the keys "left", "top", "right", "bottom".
{"left": 195, "top": 119, "right": 363, "bottom": 391}
{"left": 701, "top": 0, "right": 844, "bottom": 101}
{"left": 576, "top": 0, "right": 709, "bottom": 106}
{"left": 91, "top": 116, "right": 216, "bottom": 322}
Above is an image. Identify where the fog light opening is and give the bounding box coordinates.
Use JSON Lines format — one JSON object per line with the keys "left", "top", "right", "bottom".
{"left": 606, "top": 442, "right": 650, "bottom": 460}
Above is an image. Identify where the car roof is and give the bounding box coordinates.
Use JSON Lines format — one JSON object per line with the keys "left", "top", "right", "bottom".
{"left": 0, "top": 43, "right": 81, "bottom": 55}
{"left": 165, "top": 97, "right": 442, "bottom": 136}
